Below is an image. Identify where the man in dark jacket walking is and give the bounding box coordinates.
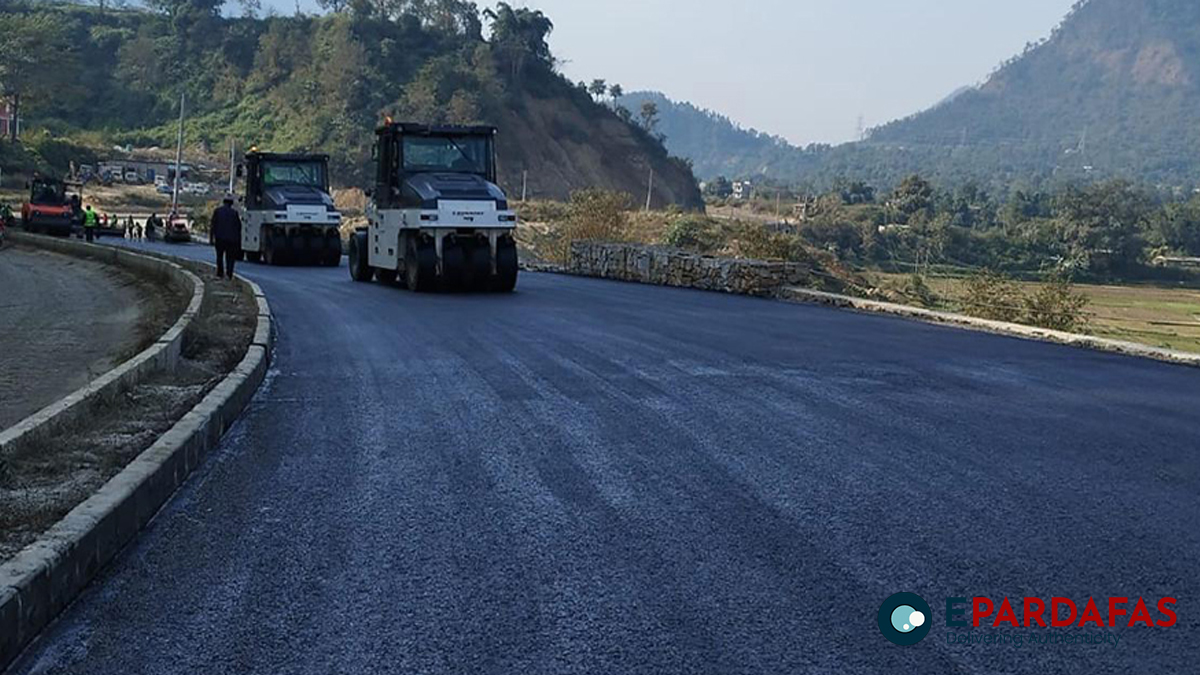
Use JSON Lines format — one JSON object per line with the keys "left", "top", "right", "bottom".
{"left": 210, "top": 194, "right": 243, "bottom": 279}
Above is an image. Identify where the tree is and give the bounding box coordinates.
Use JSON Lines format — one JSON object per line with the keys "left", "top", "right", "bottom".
{"left": 417, "top": 0, "right": 484, "bottom": 39}
{"left": 836, "top": 179, "right": 875, "bottom": 205}
{"left": 1053, "top": 180, "right": 1153, "bottom": 274}
{"left": 889, "top": 174, "right": 934, "bottom": 219}
{"left": 317, "top": 0, "right": 350, "bottom": 12}
{"left": 484, "top": 3, "right": 553, "bottom": 80}
{"left": 144, "top": 0, "right": 224, "bottom": 18}
{"left": 639, "top": 101, "right": 659, "bottom": 131}
{"left": 588, "top": 78, "right": 607, "bottom": 101}
{"left": 608, "top": 83, "right": 623, "bottom": 100}
{"left": 0, "top": 13, "right": 77, "bottom": 143}
{"left": 238, "top": 0, "right": 263, "bottom": 17}
{"left": 1148, "top": 194, "right": 1200, "bottom": 256}
{"left": 704, "top": 175, "right": 733, "bottom": 198}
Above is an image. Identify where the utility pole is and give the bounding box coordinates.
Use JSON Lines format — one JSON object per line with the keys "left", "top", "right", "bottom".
{"left": 171, "top": 93, "right": 185, "bottom": 214}
{"left": 521, "top": 170, "right": 528, "bottom": 202}
{"left": 645, "top": 168, "right": 654, "bottom": 211}
{"left": 227, "top": 139, "right": 236, "bottom": 195}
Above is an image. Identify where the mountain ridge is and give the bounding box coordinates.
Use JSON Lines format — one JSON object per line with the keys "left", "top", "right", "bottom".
{"left": 614, "top": 90, "right": 818, "bottom": 182}
{"left": 0, "top": 2, "right": 702, "bottom": 207}
{"left": 623, "top": 0, "right": 1200, "bottom": 191}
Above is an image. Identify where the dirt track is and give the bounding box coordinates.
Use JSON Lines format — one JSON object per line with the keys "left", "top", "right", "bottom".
{"left": 0, "top": 245, "right": 147, "bottom": 429}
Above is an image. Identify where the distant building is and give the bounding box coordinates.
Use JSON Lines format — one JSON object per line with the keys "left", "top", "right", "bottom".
{"left": 98, "top": 157, "right": 191, "bottom": 183}
{"left": 1153, "top": 255, "right": 1200, "bottom": 269}
{"left": 732, "top": 180, "right": 753, "bottom": 200}
{"left": 0, "top": 99, "right": 16, "bottom": 138}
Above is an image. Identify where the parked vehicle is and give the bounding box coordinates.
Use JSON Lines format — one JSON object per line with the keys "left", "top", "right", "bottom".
{"left": 181, "top": 182, "right": 211, "bottom": 196}
{"left": 163, "top": 212, "right": 192, "bottom": 243}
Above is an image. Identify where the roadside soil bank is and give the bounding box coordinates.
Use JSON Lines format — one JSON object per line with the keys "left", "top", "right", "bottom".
{"left": 0, "top": 260, "right": 255, "bottom": 562}
{"left": 0, "top": 244, "right": 177, "bottom": 429}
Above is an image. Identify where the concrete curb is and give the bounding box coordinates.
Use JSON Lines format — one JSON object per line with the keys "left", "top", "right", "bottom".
{"left": 780, "top": 286, "right": 1200, "bottom": 369}
{"left": 0, "top": 238, "right": 274, "bottom": 671}
{"left": 1, "top": 232, "right": 204, "bottom": 458}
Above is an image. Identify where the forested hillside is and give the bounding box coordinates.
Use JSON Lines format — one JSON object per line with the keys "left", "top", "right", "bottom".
{"left": 614, "top": 91, "right": 818, "bottom": 182}
{"left": 618, "top": 0, "right": 1200, "bottom": 193}
{"left": 845, "top": 0, "right": 1200, "bottom": 189}
{"left": 0, "top": 1, "right": 701, "bottom": 207}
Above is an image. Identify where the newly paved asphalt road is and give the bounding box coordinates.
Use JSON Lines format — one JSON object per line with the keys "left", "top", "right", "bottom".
{"left": 9, "top": 240, "right": 1200, "bottom": 674}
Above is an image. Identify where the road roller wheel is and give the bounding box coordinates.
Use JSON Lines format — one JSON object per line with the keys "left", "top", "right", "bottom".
{"left": 441, "top": 238, "right": 466, "bottom": 292}
{"left": 349, "top": 231, "right": 373, "bottom": 282}
{"left": 263, "top": 228, "right": 279, "bottom": 266}
{"left": 463, "top": 238, "right": 492, "bottom": 292}
{"left": 493, "top": 236, "right": 519, "bottom": 293}
{"left": 406, "top": 237, "right": 437, "bottom": 293}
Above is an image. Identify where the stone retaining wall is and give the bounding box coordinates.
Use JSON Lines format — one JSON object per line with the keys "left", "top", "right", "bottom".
{"left": 567, "top": 242, "right": 817, "bottom": 296}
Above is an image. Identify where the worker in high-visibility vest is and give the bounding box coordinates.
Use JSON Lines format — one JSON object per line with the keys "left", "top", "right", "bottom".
{"left": 82, "top": 205, "right": 99, "bottom": 243}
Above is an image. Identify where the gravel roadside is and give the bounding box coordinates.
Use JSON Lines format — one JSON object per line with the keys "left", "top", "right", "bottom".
{"left": 0, "top": 247, "right": 254, "bottom": 563}
{"left": 0, "top": 244, "right": 170, "bottom": 429}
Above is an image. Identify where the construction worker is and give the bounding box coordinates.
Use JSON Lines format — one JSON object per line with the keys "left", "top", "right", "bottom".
{"left": 146, "top": 213, "right": 159, "bottom": 242}
{"left": 210, "top": 194, "right": 242, "bottom": 279}
{"left": 82, "top": 205, "right": 99, "bottom": 242}
{"left": 0, "top": 202, "right": 11, "bottom": 246}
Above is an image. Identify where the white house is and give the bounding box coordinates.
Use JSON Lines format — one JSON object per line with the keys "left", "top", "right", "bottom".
{"left": 0, "top": 99, "right": 16, "bottom": 139}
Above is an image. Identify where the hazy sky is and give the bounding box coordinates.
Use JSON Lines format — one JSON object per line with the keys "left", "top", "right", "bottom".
{"left": 268, "top": 0, "right": 1077, "bottom": 145}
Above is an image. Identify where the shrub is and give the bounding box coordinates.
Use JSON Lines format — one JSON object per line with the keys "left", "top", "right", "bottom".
{"left": 961, "top": 270, "right": 1024, "bottom": 323}
{"left": 1023, "top": 273, "right": 1090, "bottom": 332}
{"left": 732, "top": 222, "right": 800, "bottom": 261}
{"left": 188, "top": 199, "right": 221, "bottom": 236}
{"left": 515, "top": 199, "right": 571, "bottom": 223}
{"left": 661, "top": 215, "right": 718, "bottom": 251}
{"left": 546, "top": 189, "right": 632, "bottom": 264}
{"left": 565, "top": 189, "right": 632, "bottom": 242}
{"left": 901, "top": 274, "right": 940, "bottom": 308}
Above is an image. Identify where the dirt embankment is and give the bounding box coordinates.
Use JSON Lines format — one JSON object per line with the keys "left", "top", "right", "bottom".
{"left": 0, "top": 258, "right": 255, "bottom": 562}
{"left": 493, "top": 92, "right": 704, "bottom": 210}
{"left": 0, "top": 245, "right": 176, "bottom": 429}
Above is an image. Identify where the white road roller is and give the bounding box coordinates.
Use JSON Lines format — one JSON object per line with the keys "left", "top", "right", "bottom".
{"left": 348, "top": 123, "right": 519, "bottom": 292}
{"left": 240, "top": 151, "right": 343, "bottom": 266}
